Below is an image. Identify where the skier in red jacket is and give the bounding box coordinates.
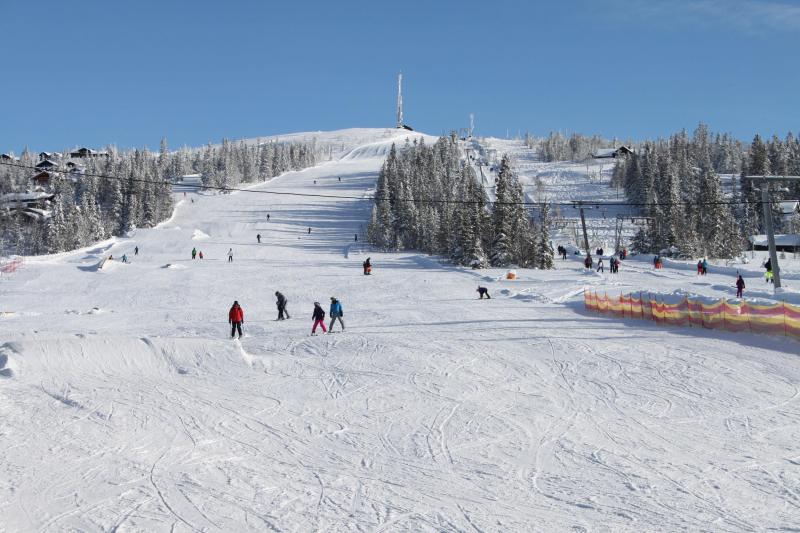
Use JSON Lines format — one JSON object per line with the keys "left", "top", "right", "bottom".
{"left": 229, "top": 301, "right": 244, "bottom": 339}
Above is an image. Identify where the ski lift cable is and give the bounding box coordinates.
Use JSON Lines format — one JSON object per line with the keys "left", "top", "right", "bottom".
{"left": 0, "top": 160, "right": 796, "bottom": 209}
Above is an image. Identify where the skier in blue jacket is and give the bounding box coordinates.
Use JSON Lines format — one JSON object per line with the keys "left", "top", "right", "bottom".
{"left": 328, "top": 297, "right": 345, "bottom": 332}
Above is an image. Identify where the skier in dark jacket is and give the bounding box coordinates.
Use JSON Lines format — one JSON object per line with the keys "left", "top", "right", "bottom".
{"left": 363, "top": 257, "right": 372, "bottom": 275}
{"left": 328, "top": 297, "right": 344, "bottom": 332}
{"left": 477, "top": 286, "right": 491, "bottom": 299}
{"left": 229, "top": 301, "right": 244, "bottom": 339}
{"left": 275, "top": 291, "right": 290, "bottom": 320}
{"left": 735, "top": 275, "right": 745, "bottom": 298}
{"left": 311, "top": 302, "right": 327, "bottom": 335}
{"left": 257, "top": 234, "right": 261, "bottom": 244}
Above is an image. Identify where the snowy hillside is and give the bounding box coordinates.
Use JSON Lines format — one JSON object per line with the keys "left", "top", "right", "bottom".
{"left": 1, "top": 129, "right": 799, "bottom": 532}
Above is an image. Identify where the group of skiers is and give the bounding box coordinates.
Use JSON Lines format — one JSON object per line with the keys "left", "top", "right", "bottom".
{"left": 191, "top": 247, "right": 233, "bottom": 261}
{"left": 228, "top": 295, "right": 345, "bottom": 338}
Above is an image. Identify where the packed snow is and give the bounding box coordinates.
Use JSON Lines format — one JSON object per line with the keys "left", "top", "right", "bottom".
{"left": 1, "top": 128, "right": 799, "bottom": 532}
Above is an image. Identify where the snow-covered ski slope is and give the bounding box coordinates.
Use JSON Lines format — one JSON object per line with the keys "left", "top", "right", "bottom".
{"left": 2, "top": 128, "right": 800, "bottom": 532}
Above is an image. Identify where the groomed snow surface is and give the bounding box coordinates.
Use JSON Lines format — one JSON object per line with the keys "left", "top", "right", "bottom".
{"left": 1, "top": 129, "right": 799, "bottom": 532}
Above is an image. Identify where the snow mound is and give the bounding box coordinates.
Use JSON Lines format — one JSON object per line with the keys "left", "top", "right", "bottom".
{"left": 0, "top": 342, "right": 20, "bottom": 377}
{"left": 192, "top": 229, "right": 210, "bottom": 240}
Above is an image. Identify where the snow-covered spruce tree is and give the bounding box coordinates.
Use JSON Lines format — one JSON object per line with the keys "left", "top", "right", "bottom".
{"left": 696, "top": 143, "right": 742, "bottom": 258}
{"left": 536, "top": 202, "right": 554, "bottom": 269}
{"left": 739, "top": 134, "right": 769, "bottom": 236}
{"left": 490, "top": 155, "right": 515, "bottom": 266}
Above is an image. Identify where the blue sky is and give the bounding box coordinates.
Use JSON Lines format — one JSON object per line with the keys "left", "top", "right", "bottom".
{"left": 2, "top": 0, "right": 799, "bottom": 152}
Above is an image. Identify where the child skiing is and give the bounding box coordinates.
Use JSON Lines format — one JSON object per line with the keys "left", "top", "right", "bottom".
{"left": 329, "top": 297, "right": 345, "bottom": 332}
{"left": 311, "top": 302, "right": 327, "bottom": 335}
{"left": 596, "top": 257, "right": 604, "bottom": 273}
{"left": 228, "top": 301, "right": 244, "bottom": 339}
{"left": 199, "top": 251, "right": 204, "bottom": 259}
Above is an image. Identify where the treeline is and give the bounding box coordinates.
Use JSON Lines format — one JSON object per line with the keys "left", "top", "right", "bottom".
{"left": 527, "top": 131, "right": 618, "bottom": 162}
{"left": 612, "top": 124, "right": 800, "bottom": 258}
{"left": 0, "top": 137, "right": 320, "bottom": 255}
{"left": 367, "top": 137, "right": 553, "bottom": 269}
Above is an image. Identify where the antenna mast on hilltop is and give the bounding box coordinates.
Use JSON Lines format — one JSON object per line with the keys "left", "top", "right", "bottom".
{"left": 396, "top": 72, "right": 403, "bottom": 129}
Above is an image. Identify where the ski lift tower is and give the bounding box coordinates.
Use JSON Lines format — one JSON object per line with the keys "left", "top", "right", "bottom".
{"left": 742, "top": 175, "right": 800, "bottom": 289}
{"left": 396, "top": 72, "right": 403, "bottom": 129}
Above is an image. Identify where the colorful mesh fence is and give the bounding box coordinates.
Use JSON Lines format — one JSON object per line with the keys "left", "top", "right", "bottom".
{"left": 584, "top": 290, "right": 800, "bottom": 341}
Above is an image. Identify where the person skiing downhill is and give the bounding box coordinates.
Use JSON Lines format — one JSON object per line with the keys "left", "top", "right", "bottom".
{"left": 134, "top": 246, "right": 139, "bottom": 256}
{"left": 227, "top": 248, "right": 233, "bottom": 262}
{"left": 257, "top": 234, "right": 261, "bottom": 244}
{"left": 329, "top": 297, "right": 345, "bottom": 332}
{"left": 311, "top": 302, "right": 327, "bottom": 335}
{"left": 275, "top": 291, "right": 290, "bottom": 320}
{"left": 735, "top": 275, "right": 745, "bottom": 298}
{"left": 192, "top": 247, "right": 197, "bottom": 260}
{"left": 229, "top": 301, "right": 244, "bottom": 339}
{"left": 477, "top": 286, "right": 490, "bottom": 299}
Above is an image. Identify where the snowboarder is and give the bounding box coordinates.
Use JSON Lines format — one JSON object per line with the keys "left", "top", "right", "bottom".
{"left": 227, "top": 248, "right": 233, "bottom": 262}
{"left": 257, "top": 234, "right": 261, "bottom": 244}
{"left": 191, "top": 248, "right": 197, "bottom": 260}
{"left": 199, "top": 251, "right": 204, "bottom": 259}
{"left": 311, "top": 302, "right": 327, "bottom": 335}
{"left": 275, "top": 291, "right": 290, "bottom": 320}
{"left": 121, "top": 254, "right": 128, "bottom": 263}
{"left": 329, "top": 297, "right": 345, "bottom": 332}
{"left": 477, "top": 286, "right": 491, "bottom": 299}
{"left": 134, "top": 246, "right": 139, "bottom": 256}
{"left": 363, "top": 257, "right": 372, "bottom": 275}
{"left": 596, "top": 257, "right": 604, "bottom": 273}
{"left": 701, "top": 258, "right": 708, "bottom": 276}
{"left": 229, "top": 301, "right": 244, "bottom": 339}
{"left": 735, "top": 275, "right": 745, "bottom": 298}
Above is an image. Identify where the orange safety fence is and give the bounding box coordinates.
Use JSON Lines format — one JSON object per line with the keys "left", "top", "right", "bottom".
{"left": 584, "top": 289, "right": 800, "bottom": 341}
{"left": 0, "top": 258, "right": 23, "bottom": 275}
